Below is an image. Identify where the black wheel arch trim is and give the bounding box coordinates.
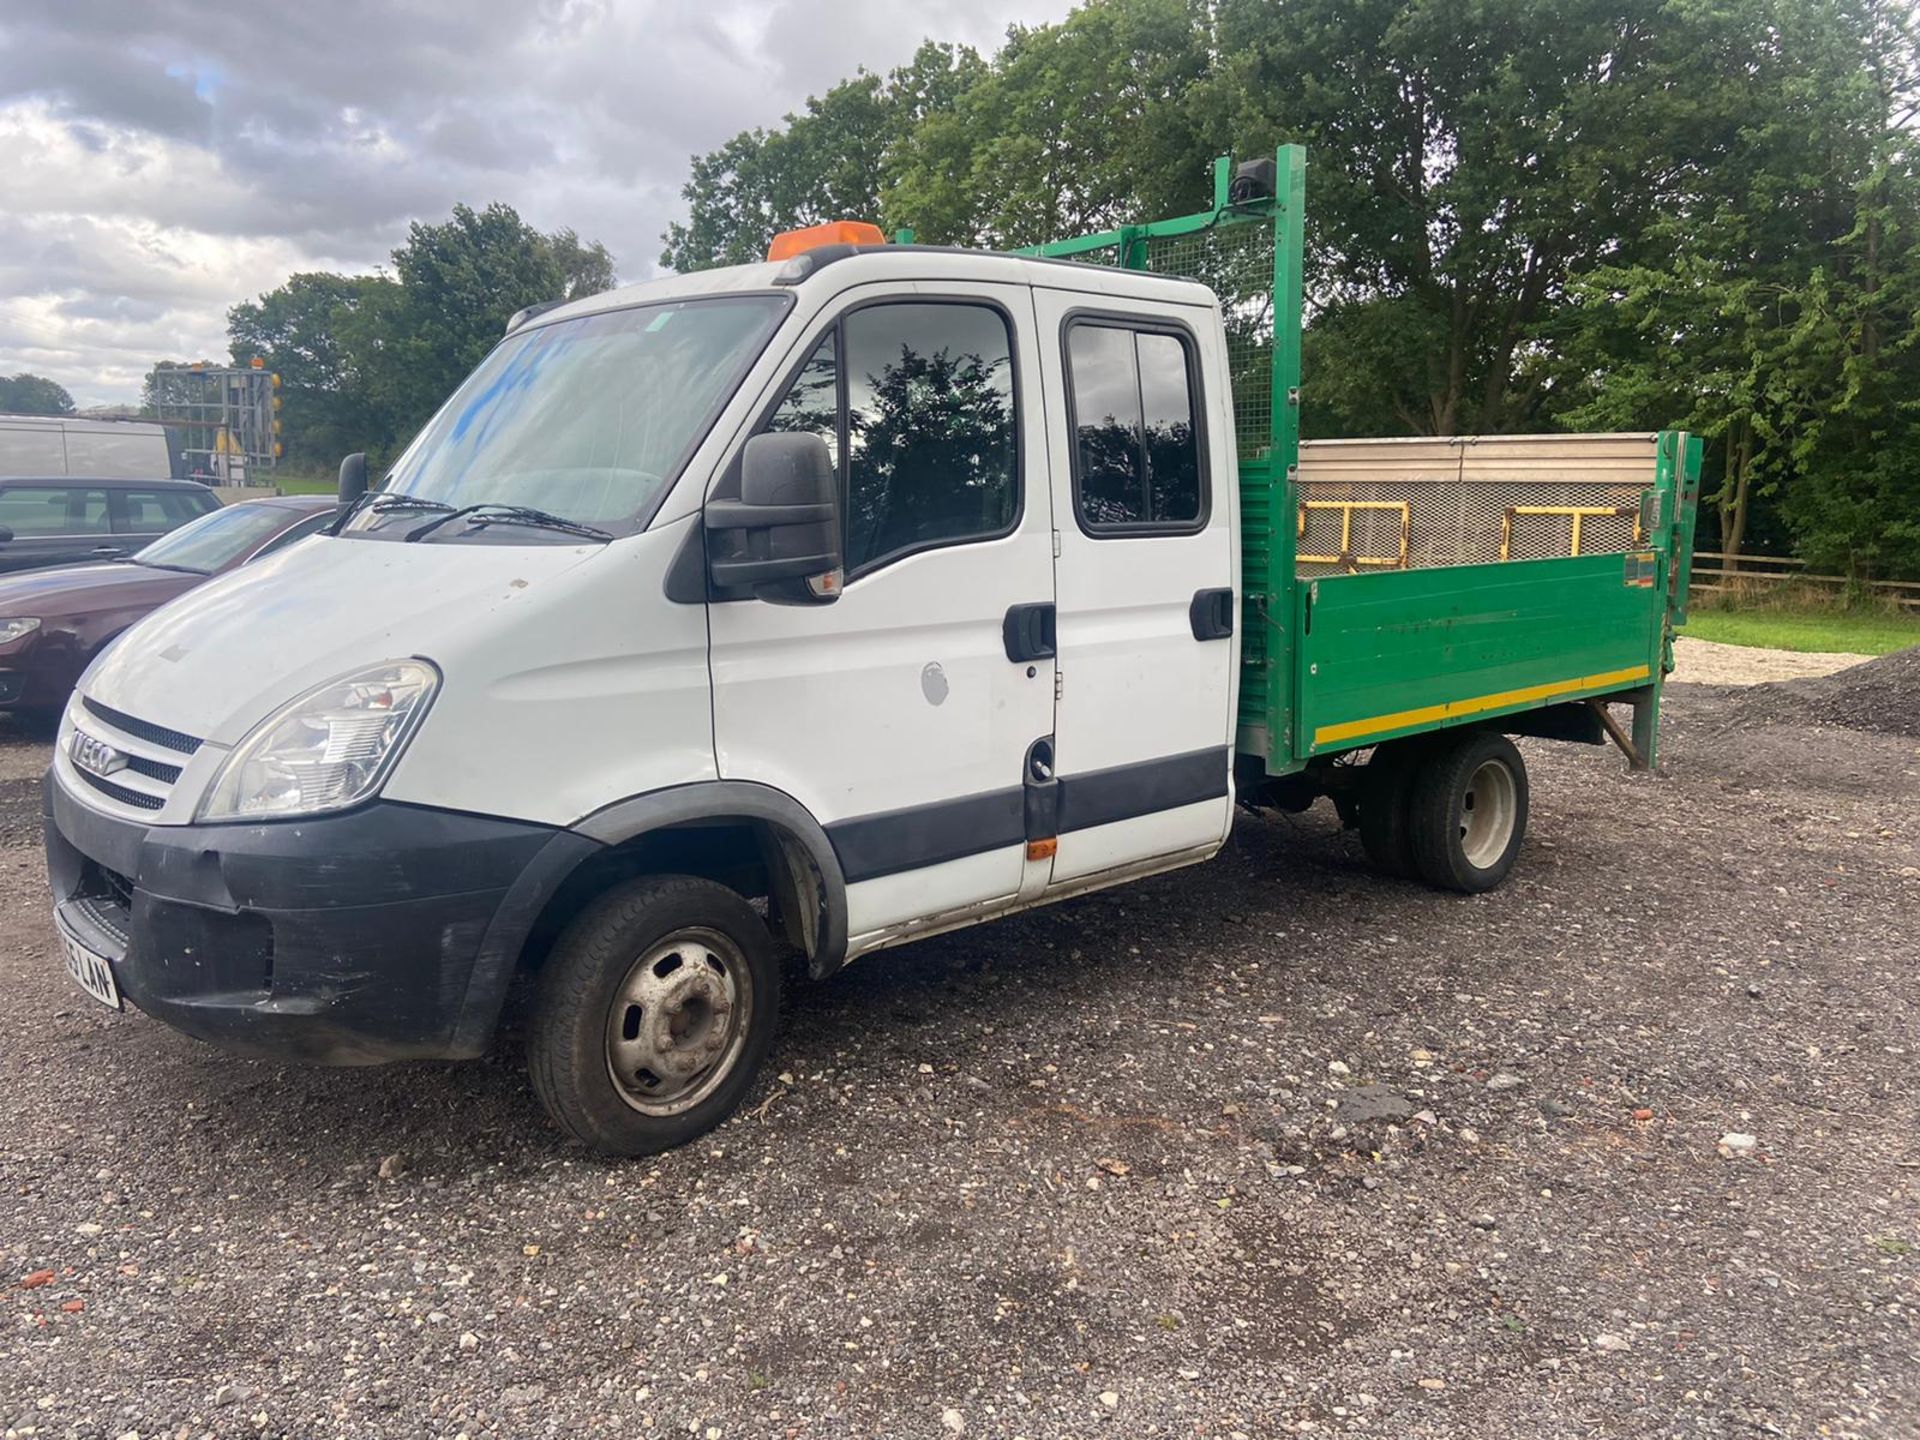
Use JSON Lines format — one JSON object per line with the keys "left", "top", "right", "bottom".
{"left": 570, "top": 779, "right": 851, "bottom": 979}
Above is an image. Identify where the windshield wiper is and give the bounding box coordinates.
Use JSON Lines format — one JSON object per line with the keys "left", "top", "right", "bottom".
{"left": 405, "top": 504, "right": 613, "bottom": 543}
{"left": 367, "top": 493, "right": 458, "bottom": 516}
{"left": 328, "top": 489, "right": 453, "bottom": 536}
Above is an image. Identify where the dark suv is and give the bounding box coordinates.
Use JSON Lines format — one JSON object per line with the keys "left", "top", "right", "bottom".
{"left": 0, "top": 478, "right": 220, "bottom": 576}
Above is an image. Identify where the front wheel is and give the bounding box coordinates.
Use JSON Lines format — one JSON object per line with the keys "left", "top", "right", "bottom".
{"left": 528, "top": 874, "right": 781, "bottom": 1156}
{"left": 1407, "top": 732, "right": 1529, "bottom": 893}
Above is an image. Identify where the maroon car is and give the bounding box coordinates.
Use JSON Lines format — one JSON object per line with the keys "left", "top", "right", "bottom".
{"left": 0, "top": 495, "right": 336, "bottom": 729}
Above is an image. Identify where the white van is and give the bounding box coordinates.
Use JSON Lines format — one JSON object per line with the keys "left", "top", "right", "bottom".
{"left": 0, "top": 414, "right": 183, "bottom": 480}
{"left": 40, "top": 199, "right": 1695, "bottom": 1155}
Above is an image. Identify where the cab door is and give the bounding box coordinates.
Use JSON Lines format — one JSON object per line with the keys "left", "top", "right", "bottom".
{"left": 1030, "top": 290, "right": 1238, "bottom": 883}
{"left": 707, "top": 285, "right": 1057, "bottom": 945}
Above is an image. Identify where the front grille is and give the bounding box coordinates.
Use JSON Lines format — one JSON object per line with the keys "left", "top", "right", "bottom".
{"left": 73, "top": 767, "right": 165, "bottom": 811}
{"left": 122, "top": 753, "right": 182, "bottom": 784}
{"left": 69, "top": 695, "right": 204, "bottom": 815}
{"left": 95, "top": 864, "right": 135, "bottom": 911}
{"left": 81, "top": 696, "right": 202, "bottom": 756}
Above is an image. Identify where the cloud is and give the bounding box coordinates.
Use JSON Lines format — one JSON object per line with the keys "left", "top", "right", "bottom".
{"left": 0, "top": 0, "right": 1070, "bottom": 408}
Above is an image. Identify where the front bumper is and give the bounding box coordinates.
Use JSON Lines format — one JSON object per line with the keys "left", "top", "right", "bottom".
{"left": 43, "top": 773, "right": 597, "bottom": 1063}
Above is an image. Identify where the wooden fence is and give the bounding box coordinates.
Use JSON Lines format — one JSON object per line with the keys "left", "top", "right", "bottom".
{"left": 1689, "top": 552, "right": 1920, "bottom": 613}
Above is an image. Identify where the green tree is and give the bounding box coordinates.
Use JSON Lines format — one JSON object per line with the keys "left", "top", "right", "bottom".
{"left": 1553, "top": 0, "right": 1918, "bottom": 572}
{"left": 228, "top": 272, "right": 394, "bottom": 465}
{"left": 225, "top": 203, "right": 617, "bottom": 464}
{"left": 0, "top": 373, "right": 76, "bottom": 415}
{"left": 661, "top": 42, "right": 988, "bottom": 271}
{"left": 886, "top": 0, "right": 1211, "bottom": 248}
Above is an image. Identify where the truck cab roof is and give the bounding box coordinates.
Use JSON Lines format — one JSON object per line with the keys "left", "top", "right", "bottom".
{"left": 528, "top": 244, "right": 1220, "bottom": 335}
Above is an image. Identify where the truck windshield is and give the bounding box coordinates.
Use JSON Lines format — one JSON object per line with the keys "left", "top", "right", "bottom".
{"left": 356, "top": 295, "right": 786, "bottom": 538}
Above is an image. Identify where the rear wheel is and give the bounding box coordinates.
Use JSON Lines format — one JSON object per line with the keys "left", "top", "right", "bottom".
{"left": 1408, "top": 732, "right": 1529, "bottom": 893}
{"left": 528, "top": 874, "right": 781, "bottom": 1156}
{"left": 1358, "top": 740, "right": 1426, "bottom": 878}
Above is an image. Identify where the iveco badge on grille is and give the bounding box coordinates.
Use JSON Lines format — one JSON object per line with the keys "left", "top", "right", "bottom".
{"left": 70, "top": 730, "right": 129, "bottom": 779}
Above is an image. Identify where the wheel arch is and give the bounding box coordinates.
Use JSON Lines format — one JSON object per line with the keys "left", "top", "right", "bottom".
{"left": 538, "top": 781, "right": 850, "bottom": 983}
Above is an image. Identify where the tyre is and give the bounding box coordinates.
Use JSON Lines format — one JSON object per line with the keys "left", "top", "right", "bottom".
{"left": 528, "top": 874, "right": 780, "bottom": 1156}
{"left": 1358, "top": 740, "right": 1425, "bottom": 878}
{"left": 1408, "top": 731, "right": 1529, "bottom": 893}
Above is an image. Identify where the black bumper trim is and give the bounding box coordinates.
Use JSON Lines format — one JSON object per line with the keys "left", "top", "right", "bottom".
{"left": 44, "top": 774, "right": 598, "bottom": 1064}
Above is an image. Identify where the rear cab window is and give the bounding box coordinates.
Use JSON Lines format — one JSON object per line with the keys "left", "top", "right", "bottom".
{"left": 1063, "top": 318, "right": 1207, "bottom": 535}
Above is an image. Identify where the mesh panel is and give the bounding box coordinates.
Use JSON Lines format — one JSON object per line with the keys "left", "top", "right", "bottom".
{"left": 1143, "top": 225, "right": 1274, "bottom": 460}
{"left": 1055, "top": 243, "right": 1123, "bottom": 267}
{"left": 1294, "top": 479, "right": 1646, "bottom": 577}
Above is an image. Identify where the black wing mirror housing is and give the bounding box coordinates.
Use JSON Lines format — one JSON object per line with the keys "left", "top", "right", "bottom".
{"left": 337, "top": 452, "right": 369, "bottom": 511}
{"left": 705, "top": 432, "right": 843, "bottom": 604}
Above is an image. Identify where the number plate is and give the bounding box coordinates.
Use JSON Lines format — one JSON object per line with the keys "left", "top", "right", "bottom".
{"left": 57, "top": 920, "right": 122, "bottom": 1010}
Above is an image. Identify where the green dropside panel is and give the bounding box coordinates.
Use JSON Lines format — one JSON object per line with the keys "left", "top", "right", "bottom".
{"left": 1295, "top": 552, "right": 1668, "bottom": 758}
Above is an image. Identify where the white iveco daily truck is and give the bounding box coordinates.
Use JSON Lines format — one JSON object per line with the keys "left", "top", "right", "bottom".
{"left": 41, "top": 151, "right": 1699, "bottom": 1154}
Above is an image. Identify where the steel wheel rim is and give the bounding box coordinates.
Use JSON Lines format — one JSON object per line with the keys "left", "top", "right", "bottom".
{"left": 604, "top": 926, "right": 752, "bottom": 1116}
{"left": 1459, "top": 758, "right": 1518, "bottom": 868}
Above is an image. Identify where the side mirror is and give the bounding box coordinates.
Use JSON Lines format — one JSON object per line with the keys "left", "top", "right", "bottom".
{"left": 705, "top": 433, "right": 843, "bottom": 604}
{"left": 0, "top": 525, "right": 12, "bottom": 545}
{"left": 337, "top": 452, "right": 369, "bottom": 510}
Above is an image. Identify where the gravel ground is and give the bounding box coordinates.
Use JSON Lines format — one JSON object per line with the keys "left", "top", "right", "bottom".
{"left": 2, "top": 658, "right": 1917, "bottom": 1440}
{"left": 1669, "top": 636, "right": 1872, "bottom": 686}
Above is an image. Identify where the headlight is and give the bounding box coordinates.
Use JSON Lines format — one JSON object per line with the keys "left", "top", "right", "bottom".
{"left": 198, "top": 660, "right": 439, "bottom": 822}
{"left": 0, "top": 618, "right": 41, "bottom": 645}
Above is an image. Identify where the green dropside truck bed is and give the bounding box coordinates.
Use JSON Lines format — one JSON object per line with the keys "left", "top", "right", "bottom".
{"left": 1026, "top": 146, "right": 1702, "bottom": 777}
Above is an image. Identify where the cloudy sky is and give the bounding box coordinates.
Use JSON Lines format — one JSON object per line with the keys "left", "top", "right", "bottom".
{"left": 0, "top": 0, "right": 1071, "bottom": 409}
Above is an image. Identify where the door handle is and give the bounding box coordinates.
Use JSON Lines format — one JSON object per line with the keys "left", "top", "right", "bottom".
{"left": 1189, "top": 587, "right": 1234, "bottom": 641}
{"left": 90, "top": 546, "right": 124, "bottom": 557}
{"left": 1002, "top": 601, "right": 1056, "bottom": 662}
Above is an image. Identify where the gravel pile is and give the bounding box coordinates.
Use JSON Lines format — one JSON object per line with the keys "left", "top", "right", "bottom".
{"left": 1733, "top": 644, "right": 1920, "bottom": 737}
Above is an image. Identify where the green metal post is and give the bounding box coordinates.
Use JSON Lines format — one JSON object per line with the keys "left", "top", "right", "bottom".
{"left": 1630, "top": 430, "right": 1704, "bottom": 770}
{"left": 1269, "top": 144, "right": 1307, "bottom": 768}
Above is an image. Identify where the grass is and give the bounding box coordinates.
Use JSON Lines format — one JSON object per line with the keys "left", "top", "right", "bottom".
{"left": 273, "top": 476, "right": 339, "bottom": 496}
{"left": 1680, "top": 603, "right": 1920, "bottom": 656}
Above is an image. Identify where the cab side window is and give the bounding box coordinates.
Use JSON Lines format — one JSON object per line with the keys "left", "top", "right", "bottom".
{"left": 758, "top": 302, "right": 1018, "bottom": 577}
{"left": 764, "top": 333, "right": 840, "bottom": 469}
{"left": 1065, "top": 321, "right": 1205, "bottom": 533}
